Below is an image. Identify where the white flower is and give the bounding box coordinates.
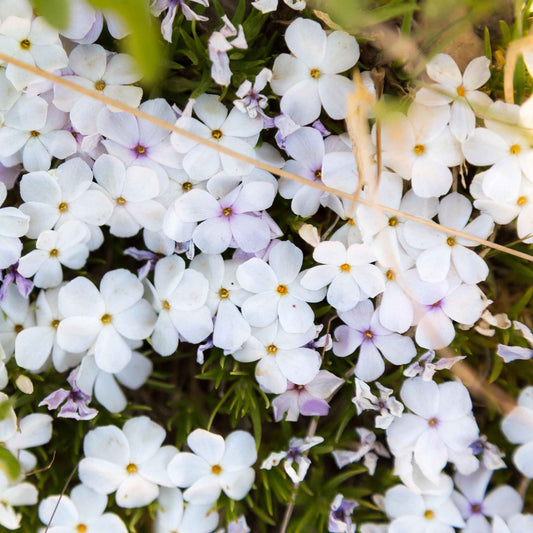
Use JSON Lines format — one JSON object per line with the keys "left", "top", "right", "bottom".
{"left": 0, "top": 16, "right": 68, "bottom": 90}
{"left": 19, "top": 157, "right": 113, "bottom": 243}
{"left": 252, "top": 0, "right": 305, "bottom": 13}
{"left": 15, "top": 287, "right": 84, "bottom": 372}
{"left": 416, "top": 54, "right": 492, "bottom": 141}
{"left": 38, "top": 484, "right": 127, "bottom": 533}
{"left": 0, "top": 471, "right": 37, "bottom": 530}
{"left": 78, "top": 416, "right": 177, "bottom": 508}
{"left": 237, "top": 241, "right": 326, "bottom": 333}
{"left": 231, "top": 320, "right": 321, "bottom": 393}
{"left": 261, "top": 436, "right": 323, "bottom": 484}
{"left": 54, "top": 44, "right": 142, "bottom": 136}
{"left": 190, "top": 254, "right": 251, "bottom": 351}
{"left": 463, "top": 101, "right": 533, "bottom": 202}
{"left": 403, "top": 349, "right": 465, "bottom": 381}
{"left": 380, "top": 102, "right": 462, "bottom": 197}
{"left": 18, "top": 221, "right": 90, "bottom": 289}
{"left": 271, "top": 18, "right": 359, "bottom": 125}
{"left": 384, "top": 475, "right": 465, "bottom": 533}
{"left": 92, "top": 154, "right": 166, "bottom": 238}
{"left": 234, "top": 68, "right": 272, "bottom": 119}
{"left": 174, "top": 182, "right": 276, "bottom": 254}
{"left": 151, "top": 0, "right": 209, "bottom": 42}
{"left": 301, "top": 241, "right": 385, "bottom": 312}
{"left": 167, "top": 429, "right": 257, "bottom": 504}
{"left": 145, "top": 254, "right": 212, "bottom": 356}
{"left": 452, "top": 467, "right": 523, "bottom": 533}
{"left": 352, "top": 379, "right": 403, "bottom": 430}
{"left": 501, "top": 386, "right": 533, "bottom": 477}
{"left": 0, "top": 283, "right": 34, "bottom": 357}
{"left": 386, "top": 378, "right": 479, "bottom": 483}
{"left": 402, "top": 192, "right": 493, "bottom": 284}
{"left": 0, "top": 181, "right": 29, "bottom": 269}
{"left": 56, "top": 269, "right": 156, "bottom": 373}
{"left": 333, "top": 299, "right": 416, "bottom": 381}
{"left": 171, "top": 93, "right": 263, "bottom": 177}
{"left": 155, "top": 487, "right": 218, "bottom": 533}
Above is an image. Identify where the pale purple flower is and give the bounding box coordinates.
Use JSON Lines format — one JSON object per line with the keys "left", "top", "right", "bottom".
{"left": 469, "top": 436, "right": 506, "bottom": 470}
{"left": 403, "top": 349, "right": 465, "bottom": 381}
{"left": 234, "top": 68, "right": 272, "bottom": 120}
{"left": 0, "top": 263, "right": 33, "bottom": 301}
{"left": 151, "top": 0, "right": 209, "bottom": 42}
{"left": 352, "top": 379, "right": 403, "bottom": 429}
{"left": 329, "top": 494, "right": 358, "bottom": 533}
{"left": 39, "top": 368, "right": 98, "bottom": 421}
{"left": 497, "top": 344, "right": 533, "bottom": 363}
{"left": 124, "top": 247, "right": 160, "bottom": 279}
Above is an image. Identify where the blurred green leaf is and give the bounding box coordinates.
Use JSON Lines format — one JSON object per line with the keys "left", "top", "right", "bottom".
{"left": 0, "top": 446, "right": 21, "bottom": 481}
{"left": 29, "top": 0, "right": 69, "bottom": 29}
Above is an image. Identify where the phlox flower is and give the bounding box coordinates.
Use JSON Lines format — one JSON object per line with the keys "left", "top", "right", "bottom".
{"left": 386, "top": 377, "right": 479, "bottom": 484}
{"left": 492, "top": 515, "right": 533, "bottom": 533}
{"left": 208, "top": 15, "right": 247, "bottom": 87}
{"left": 19, "top": 157, "right": 113, "bottom": 244}
{"left": 452, "top": 467, "right": 523, "bottom": 533}
{"left": 0, "top": 263, "right": 33, "bottom": 301}
{"left": 167, "top": 429, "right": 257, "bottom": 504}
{"left": 151, "top": 0, "right": 209, "bottom": 42}
{"left": 171, "top": 93, "right": 263, "bottom": 177}
{"left": 190, "top": 253, "right": 251, "bottom": 351}
{"left": 328, "top": 493, "right": 358, "bottom": 533}
{"left": 15, "top": 287, "right": 83, "bottom": 373}
{"left": 145, "top": 254, "right": 212, "bottom": 356}
{"left": 261, "top": 436, "right": 323, "bottom": 484}
{"left": 39, "top": 367, "right": 97, "bottom": 421}
{"left": 78, "top": 416, "right": 177, "bottom": 508}
{"left": 416, "top": 53, "right": 492, "bottom": 142}
{"left": 0, "top": 16, "right": 68, "bottom": 90}
{"left": 56, "top": 269, "right": 156, "bottom": 373}
{"left": 174, "top": 181, "right": 276, "bottom": 254}
{"left": 0, "top": 471, "right": 37, "bottom": 531}
{"left": 92, "top": 154, "right": 166, "bottom": 238}
{"left": 17, "top": 221, "right": 90, "bottom": 289}
{"left": 0, "top": 283, "right": 34, "bottom": 357}
{"left": 469, "top": 435, "right": 506, "bottom": 471}
{"left": 333, "top": 299, "right": 416, "bottom": 382}
{"left": 54, "top": 44, "right": 143, "bottom": 136}
{"left": 236, "top": 240, "right": 326, "bottom": 334}
{"left": 332, "top": 427, "right": 390, "bottom": 475}
{"left": 272, "top": 370, "right": 344, "bottom": 422}
{"left": 231, "top": 320, "right": 322, "bottom": 394}
{"left": 271, "top": 18, "right": 359, "bottom": 125}
{"left": 463, "top": 101, "right": 533, "bottom": 202}
{"left": 0, "top": 182, "right": 29, "bottom": 270}
{"left": 352, "top": 379, "right": 403, "bottom": 430}
{"left": 38, "top": 484, "right": 127, "bottom": 533}
{"left": 252, "top": 0, "right": 305, "bottom": 13}
{"left": 155, "top": 487, "right": 218, "bottom": 533}
{"left": 403, "top": 349, "right": 465, "bottom": 381}
{"left": 501, "top": 386, "right": 533, "bottom": 477}
{"left": 301, "top": 241, "right": 385, "bottom": 312}
{"left": 402, "top": 192, "right": 493, "bottom": 284}
{"left": 380, "top": 102, "right": 462, "bottom": 197}
{"left": 234, "top": 68, "right": 272, "bottom": 120}
{"left": 384, "top": 475, "right": 464, "bottom": 533}
{"left": 76, "top": 350, "right": 153, "bottom": 413}
{"left": 217, "top": 516, "right": 250, "bottom": 533}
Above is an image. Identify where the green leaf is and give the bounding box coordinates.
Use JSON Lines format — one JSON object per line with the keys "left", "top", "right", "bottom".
{"left": 87, "top": 0, "right": 163, "bottom": 85}
{"left": 484, "top": 27, "right": 492, "bottom": 60}
{"left": 0, "top": 446, "right": 21, "bottom": 481}
{"left": 29, "top": 0, "right": 70, "bottom": 29}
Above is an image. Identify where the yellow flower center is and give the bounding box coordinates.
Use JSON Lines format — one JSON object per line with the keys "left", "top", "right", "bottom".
{"left": 19, "top": 39, "right": 31, "bottom": 50}
{"left": 446, "top": 236, "right": 456, "bottom": 247}
{"left": 50, "top": 319, "right": 60, "bottom": 329}
{"left": 386, "top": 269, "right": 395, "bottom": 280}
{"left": 314, "top": 169, "right": 322, "bottom": 180}
{"left": 340, "top": 263, "right": 351, "bottom": 272}
{"left": 347, "top": 218, "right": 355, "bottom": 226}
{"left": 30, "top": 130, "right": 40, "bottom": 137}
{"left": 424, "top": 510, "right": 435, "bottom": 520}
{"left": 222, "top": 207, "right": 233, "bottom": 217}
{"left": 14, "top": 324, "right": 23, "bottom": 333}
{"left": 364, "top": 330, "right": 373, "bottom": 339}
{"left": 517, "top": 195, "right": 527, "bottom": 206}
{"left": 456, "top": 85, "right": 465, "bottom": 97}
{"left": 134, "top": 145, "right": 146, "bottom": 155}
{"left": 126, "top": 463, "right": 137, "bottom": 474}
{"left": 310, "top": 68, "right": 321, "bottom": 79}
{"left": 276, "top": 284, "right": 288, "bottom": 295}
{"left": 388, "top": 217, "right": 398, "bottom": 227}
{"left": 413, "top": 144, "right": 425, "bottom": 155}
{"left": 510, "top": 144, "right": 521, "bottom": 155}
{"left": 162, "top": 300, "right": 170, "bottom": 310}
{"left": 116, "top": 196, "right": 127, "bottom": 205}
{"left": 211, "top": 464, "right": 222, "bottom": 475}
{"left": 428, "top": 417, "right": 438, "bottom": 427}
{"left": 58, "top": 202, "right": 68, "bottom": 213}
{"left": 182, "top": 181, "right": 193, "bottom": 192}
{"left": 267, "top": 344, "right": 278, "bottom": 354}
{"left": 49, "top": 248, "right": 59, "bottom": 257}
{"left": 218, "top": 288, "right": 229, "bottom": 299}
{"left": 76, "top": 525, "right": 87, "bottom": 533}
{"left": 94, "top": 79, "right": 106, "bottom": 91}
{"left": 100, "top": 313, "right": 112, "bottom": 325}
{"left": 211, "top": 129, "right": 223, "bottom": 140}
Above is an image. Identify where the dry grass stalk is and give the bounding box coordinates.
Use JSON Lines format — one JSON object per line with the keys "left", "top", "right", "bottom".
{"left": 0, "top": 51, "right": 532, "bottom": 266}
